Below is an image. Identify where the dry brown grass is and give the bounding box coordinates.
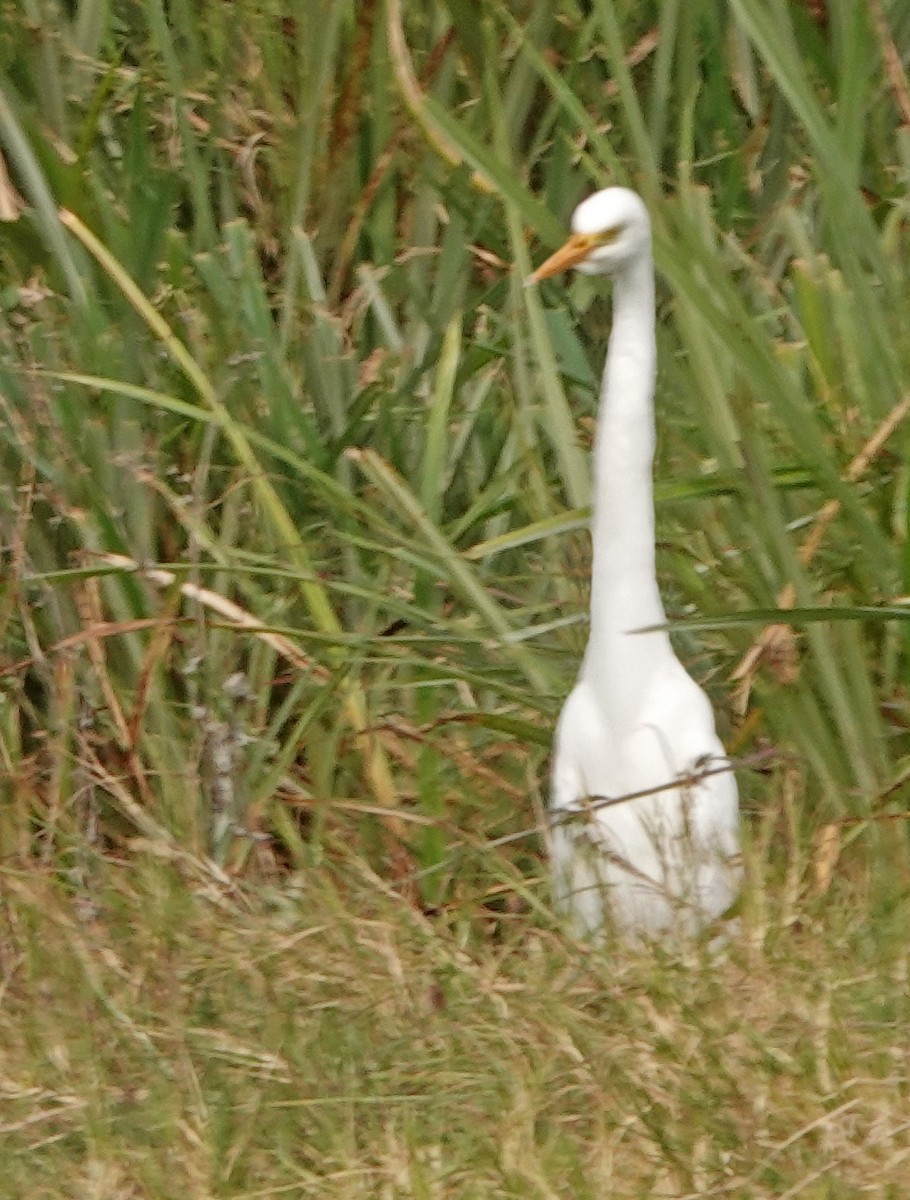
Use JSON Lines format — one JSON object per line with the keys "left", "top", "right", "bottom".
{"left": 2, "top": 838, "right": 909, "bottom": 1199}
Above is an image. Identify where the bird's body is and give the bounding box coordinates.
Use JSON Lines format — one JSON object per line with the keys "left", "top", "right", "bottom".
{"left": 531, "top": 189, "right": 740, "bottom": 938}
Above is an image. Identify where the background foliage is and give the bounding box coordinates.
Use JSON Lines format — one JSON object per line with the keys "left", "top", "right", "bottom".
{"left": 2, "top": 0, "right": 910, "bottom": 1195}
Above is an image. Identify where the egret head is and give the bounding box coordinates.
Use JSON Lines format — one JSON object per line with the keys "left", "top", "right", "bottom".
{"left": 529, "top": 187, "right": 651, "bottom": 282}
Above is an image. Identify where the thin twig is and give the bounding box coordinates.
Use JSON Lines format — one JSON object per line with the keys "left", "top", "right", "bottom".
{"left": 508, "top": 745, "right": 778, "bottom": 845}
{"left": 390, "top": 746, "right": 778, "bottom": 891}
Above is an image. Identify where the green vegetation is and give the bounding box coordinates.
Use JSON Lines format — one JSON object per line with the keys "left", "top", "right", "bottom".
{"left": 1, "top": 0, "right": 909, "bottom": 1194}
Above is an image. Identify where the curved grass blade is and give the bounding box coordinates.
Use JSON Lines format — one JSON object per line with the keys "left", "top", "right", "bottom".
{"left": 53, "top": 215, "right": 402, "bottom": 821}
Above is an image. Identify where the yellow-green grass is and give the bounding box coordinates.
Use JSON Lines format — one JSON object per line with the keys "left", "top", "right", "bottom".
{"left": 3, "top": 841, "right": 910, "bottom": 1197}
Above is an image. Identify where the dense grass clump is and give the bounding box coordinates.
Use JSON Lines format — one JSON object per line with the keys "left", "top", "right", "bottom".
{"left": 2, "top": 1, "right": 910, "bottom": 1193}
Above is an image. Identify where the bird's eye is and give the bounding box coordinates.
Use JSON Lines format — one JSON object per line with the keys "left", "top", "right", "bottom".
{"left": 594, "top": 226, "right": 623, "bottom": 247}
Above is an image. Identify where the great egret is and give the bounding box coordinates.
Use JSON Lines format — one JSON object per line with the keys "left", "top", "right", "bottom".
{"left": 529, "top": 188, "right": 741, "bottom": 938}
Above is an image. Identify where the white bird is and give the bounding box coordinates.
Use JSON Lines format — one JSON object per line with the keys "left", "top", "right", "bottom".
{"left": 529, "top": 188, "right": 741, "bottom": 939}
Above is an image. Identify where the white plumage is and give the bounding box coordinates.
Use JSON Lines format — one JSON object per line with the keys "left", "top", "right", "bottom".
{"left": 530, "top": 188, "right": 741, "bottom": 938}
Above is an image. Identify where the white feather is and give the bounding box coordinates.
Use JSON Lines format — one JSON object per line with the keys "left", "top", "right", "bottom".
{"left": 535, "top": 188, "right": 741, "bottom": 937}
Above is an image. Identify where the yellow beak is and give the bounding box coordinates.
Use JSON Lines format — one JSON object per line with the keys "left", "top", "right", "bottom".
{"left": 527, "top": 231, "right": 599, "bottom": 283}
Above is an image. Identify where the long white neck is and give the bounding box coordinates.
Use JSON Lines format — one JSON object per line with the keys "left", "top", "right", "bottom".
{"left": 583, "top": 247, "right": 674, "bottom": 705}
